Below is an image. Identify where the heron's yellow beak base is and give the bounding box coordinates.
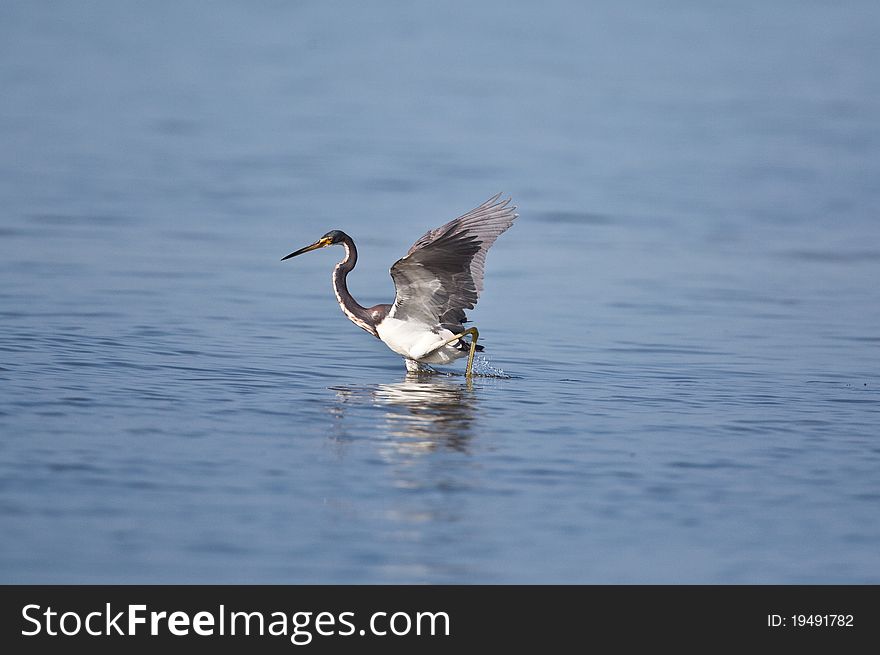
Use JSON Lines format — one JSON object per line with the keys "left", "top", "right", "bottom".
{"left": 281, "top": 237, "right": 333, "bottom": 261}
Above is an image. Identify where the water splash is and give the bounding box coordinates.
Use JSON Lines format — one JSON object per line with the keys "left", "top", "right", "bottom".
{"left": 400, "top": 355, "right": 512, "bottom": 379}
{"left": 471, "top": 354, "right": 512, "bottom": 379}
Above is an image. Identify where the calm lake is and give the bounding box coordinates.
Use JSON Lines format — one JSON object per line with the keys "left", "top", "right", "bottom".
{"left": 1, "top": 1, "right": 878, "bottom": 583}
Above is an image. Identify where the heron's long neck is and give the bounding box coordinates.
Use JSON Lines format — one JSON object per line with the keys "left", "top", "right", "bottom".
{"left": 332, "top": 237, "right": 378, "bottom": 336}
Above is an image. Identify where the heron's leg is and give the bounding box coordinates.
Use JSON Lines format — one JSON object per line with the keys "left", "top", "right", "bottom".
{"left": 464, "top": 327, "right": 479, "bottom": 378}
{"left": 422, "top": 327, "right": 480, "bottom": 377}
{"left": 405, "top": 358, "right": 435, "bottom": 374}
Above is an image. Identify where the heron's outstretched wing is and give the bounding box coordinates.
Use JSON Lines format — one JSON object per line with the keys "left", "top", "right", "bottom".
{"left": 389, "top": 193, "right": 517, "bottom": 328}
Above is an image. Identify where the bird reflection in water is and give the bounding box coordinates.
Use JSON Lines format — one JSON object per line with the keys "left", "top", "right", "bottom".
{"left": 330, "top": 374, "right": 477, "bottom": 455}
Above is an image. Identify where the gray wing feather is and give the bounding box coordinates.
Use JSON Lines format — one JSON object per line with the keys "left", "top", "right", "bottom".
{"left": 389, "top": 193, "right": 517, "bottom": 328}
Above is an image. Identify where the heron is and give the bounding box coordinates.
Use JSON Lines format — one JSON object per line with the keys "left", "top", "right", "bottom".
{"left": 281, "top": 193, "right": 517, "bottom": 377}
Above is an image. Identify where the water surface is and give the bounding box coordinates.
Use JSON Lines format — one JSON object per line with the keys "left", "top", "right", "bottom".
{"left": 1, "top": 1, "right": 879, "bottom": 583}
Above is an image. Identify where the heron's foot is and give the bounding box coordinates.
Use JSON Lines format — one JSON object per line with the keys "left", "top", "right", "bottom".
{"left": 420, "top": 327, "right": 480, "bottom": 377}
{"left": 463, "top": 327, "right": 479, "bottom": 378}
{"left": 404, "top": 358, "right": 436, "bottom": 374}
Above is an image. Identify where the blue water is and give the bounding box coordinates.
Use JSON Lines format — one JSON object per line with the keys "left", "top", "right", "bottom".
{"left": 1, "top": 1, "right": 879, "bottom": 583}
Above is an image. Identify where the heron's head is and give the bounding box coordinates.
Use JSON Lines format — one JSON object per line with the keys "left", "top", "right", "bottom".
{"left": 281, "top": 230, "right": 347, "bottom": 261}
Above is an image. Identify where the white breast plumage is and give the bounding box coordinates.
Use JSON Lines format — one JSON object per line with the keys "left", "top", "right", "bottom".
{"left": 376, "top": 316, "right": 464, "bottom": 364}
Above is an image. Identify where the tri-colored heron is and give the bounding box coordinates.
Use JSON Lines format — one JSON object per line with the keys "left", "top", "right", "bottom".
{"left": 281, "top": 193, "right": 517, "bottom": 377}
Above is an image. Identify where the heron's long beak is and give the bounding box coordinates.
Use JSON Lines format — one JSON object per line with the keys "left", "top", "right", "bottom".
{"left": 281, "top": 237, "right": 332, "bottom": 261}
